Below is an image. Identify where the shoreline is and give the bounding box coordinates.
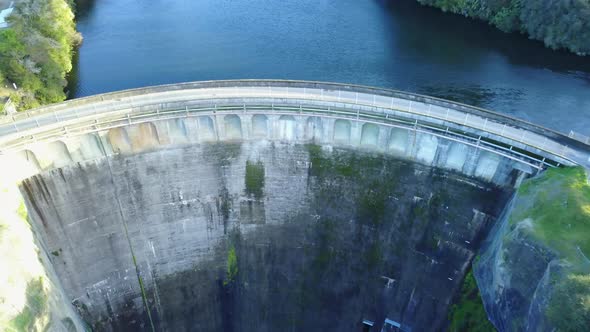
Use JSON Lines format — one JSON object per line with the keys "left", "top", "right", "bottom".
{"left": 415, "top": 0, "right": 589, "bottom": 56}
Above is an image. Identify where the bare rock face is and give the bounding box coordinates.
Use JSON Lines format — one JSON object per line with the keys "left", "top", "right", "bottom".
{"left": 20, "top": 142, "right": 511, "bottom": 331}
{"left": 473, "top": 202, "right": 559, "bottom": 332}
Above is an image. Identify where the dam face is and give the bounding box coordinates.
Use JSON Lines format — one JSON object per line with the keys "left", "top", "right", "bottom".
{"left": 7, "top": 80, "right": 579, "bottom": 331}
{"left": 20, "top": 141, "right": 511, "bottom": 331}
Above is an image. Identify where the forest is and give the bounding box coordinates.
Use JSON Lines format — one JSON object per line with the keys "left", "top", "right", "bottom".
{"left": 417, "top": 0, "right": 590, "bottom": 55}
{"left": 0, "top": 0, "right": 80, "bottom": 111}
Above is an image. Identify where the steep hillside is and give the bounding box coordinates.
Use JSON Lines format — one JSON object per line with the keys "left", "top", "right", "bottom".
{"left": 474, "top": 167, "right": 590, "bottom": 331}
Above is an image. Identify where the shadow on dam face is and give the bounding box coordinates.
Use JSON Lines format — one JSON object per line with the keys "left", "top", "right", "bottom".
{"left": 19, "top": 142, "right": 512, "bottom": 331}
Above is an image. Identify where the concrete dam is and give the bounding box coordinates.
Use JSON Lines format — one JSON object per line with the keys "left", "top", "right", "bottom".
{"left": 1, "top": 81, "right": 588, "bottom": 331}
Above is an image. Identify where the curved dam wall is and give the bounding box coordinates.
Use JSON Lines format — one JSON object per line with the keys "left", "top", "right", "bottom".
{"left": 6, "top": 80, "right": 583, "bottom": 331}
{"left": 7, "top": 110, "right": 521, "bottom": 331}
{"left": 9, "top": 113, "right": 532, "bottom": 187}
{"left": 20, "top": 140, "right": 512, "bottom": 331}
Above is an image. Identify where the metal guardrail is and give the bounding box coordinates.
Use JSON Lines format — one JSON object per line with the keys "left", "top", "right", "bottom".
{"left": 0, "top": 80, "right": 586, "bottom": 169}
{"left": 569, "top": 130, "right": 590, "bottom": 145}
{"left": 0, "top": 101, "right": 563, "bottom": 170}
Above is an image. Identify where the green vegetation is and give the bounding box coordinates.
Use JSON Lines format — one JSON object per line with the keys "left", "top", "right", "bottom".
{"left": 358, "top": 182, "right": 388, "bottom": 225}
{"left": 0, "top": 0, "right": 81, "bottom": 111}
{"left": 224, "top": 246, "right": 238, "bottom": 285}
{"left": 7, "top": 277, "right": 49, "bottom": 331}
{"left": 307, "top": 144, "right": 361, "bottom": 178}
{"left": 306, "top": 144, "right": 411, "bottom": 228}
{"left": 514, "top": 167, "right": 590, "bottom": 263}
{"left": 245, "top": 160, "right": 265, "bottom": 199}
{"left": 547, "top": 273, "right": 590, "bottom": 331}
{"left": 448, "top": 270, "right": 496, "bottom": 332}
{"left": 16, "top": 201, "right": 27, "bottom": 221}
{"left": 417, "top": 0, "right": 590, "bottom": 55}
{"left": 512, "top": 166, "right": 590, "bottom": 330}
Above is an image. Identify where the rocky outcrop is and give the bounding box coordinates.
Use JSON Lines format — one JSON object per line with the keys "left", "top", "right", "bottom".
{"left": 474, "top": 167, "right": 590, "bottom": 331}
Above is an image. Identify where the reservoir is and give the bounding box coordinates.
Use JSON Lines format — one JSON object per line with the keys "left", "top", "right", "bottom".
{"left": 69, "top": 0, "right": 590, "bottom": 134}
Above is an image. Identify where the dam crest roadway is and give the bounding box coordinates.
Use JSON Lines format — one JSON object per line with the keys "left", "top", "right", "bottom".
{"left": 1, "top": 80, "right": 589, "bottom": 186}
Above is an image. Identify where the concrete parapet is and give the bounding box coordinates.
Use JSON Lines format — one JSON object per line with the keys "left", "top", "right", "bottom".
{"left": 3, "top": 113, "right": 536, "bottom": 187}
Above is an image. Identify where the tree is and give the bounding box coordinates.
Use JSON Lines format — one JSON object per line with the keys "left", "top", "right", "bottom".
{"left": 547, "top": 273, "right": 590, "bottom": 331}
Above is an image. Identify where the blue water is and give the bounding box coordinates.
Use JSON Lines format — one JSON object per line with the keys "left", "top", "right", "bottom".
{"left": 69, "top": 0, "right": 590, "bottom": 134}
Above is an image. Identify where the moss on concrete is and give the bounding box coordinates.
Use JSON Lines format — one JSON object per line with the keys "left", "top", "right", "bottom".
{"left": 358, "top": 181, "right": 388, "bottom": 226}
{"left": 307, "top": 144, "right": 386, "bottom": 178}
{"left": 224, "top": 246, "right": 238, "bottom": 285}
{"left": 245, "top": 160, "right": 265, "bottom": 199}
{"left": 448, "top": 270, "right": 496, "bottom": 332}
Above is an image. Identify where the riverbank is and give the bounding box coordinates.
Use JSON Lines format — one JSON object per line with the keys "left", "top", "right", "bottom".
{"left": 416, "top": 0, "right": 590, "bottom": 56}
{"left": 0, "top": 0, "right": 80, "bottom": 112}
